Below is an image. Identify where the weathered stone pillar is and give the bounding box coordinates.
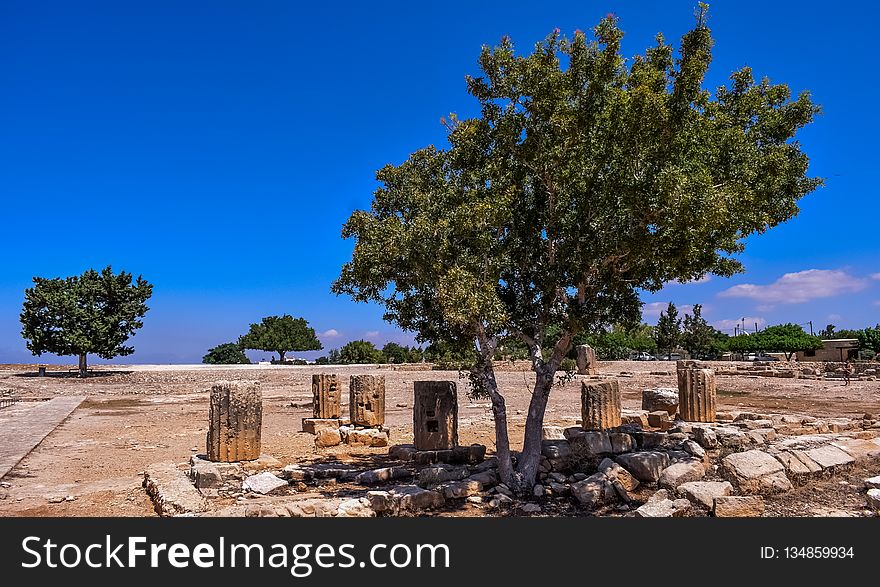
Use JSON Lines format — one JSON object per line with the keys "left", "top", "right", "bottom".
{"left": 350, "top": 374, "right": 385, "bottom": 427}
{"left": 581, "top": 379, "right": 621, "bottom": 430}
{"left": 312, "top": 374, "right": 340, "bottom": 419}
{"left": 207, "top": 380, "right": 262, "bottom": 462}
{"left": 576, "top": 344, "right": 599, "bottom": 376}
{"left": 413, "top": 381, "right": 458, "bottom": 450}
{"left": 677, "top": 367, "right": 716, "bottom": 422}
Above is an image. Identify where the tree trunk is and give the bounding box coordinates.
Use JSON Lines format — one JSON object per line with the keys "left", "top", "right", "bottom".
{"left": 278, "top": 350, "right": 286, "bottom": 363}
{"left": 516, "top": 369, "right": 554, "bottom": 487}
{"left": 476, "top": 360, "right": 515, "bottom": 488}
{"left": 78, "top": 353, "right": 88, "bottom": 378}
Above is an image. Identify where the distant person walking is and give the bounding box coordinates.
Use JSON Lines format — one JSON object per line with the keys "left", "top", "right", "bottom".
{"left": 843, "top": 360, "right": 855, "bottom": 386}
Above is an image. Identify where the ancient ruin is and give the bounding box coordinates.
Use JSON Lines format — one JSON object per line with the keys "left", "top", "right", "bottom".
{"left": 350, "top": 374, "right": 385, "bottom": 427}
{"left": 581, "top": 380, "right": 621, "bottom": 430}
{"left": 206, "top": 380, "right": 262, "bottom": 462}
{"left": 677, "top": 362, "right": 717, "bottom": 423}
{"left": 576, "top": 344, "right": 599, "bottom": 376}
{"left": 312, "top": 373, "right": 341, "bottom": 419}
{"left": 413, "top": 381, "right": 458, "bottom": 450}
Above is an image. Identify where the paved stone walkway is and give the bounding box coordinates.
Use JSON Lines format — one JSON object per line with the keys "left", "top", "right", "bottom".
{"left": 0, "top": 396, "right": 85, "bottom": 479}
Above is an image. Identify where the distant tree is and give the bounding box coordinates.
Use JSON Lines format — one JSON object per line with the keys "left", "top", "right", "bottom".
{"left": 239, "top": 315, "right": 322, "bottom": 363}
{"left": 753, "top": 323, "right": 823, "bottom": 360}
{"left": 655, "top": 303, "right": 683, "bottom": 359}
{"left": 327, "top": 348, "right": 341, "bottom": 364}
{"left": 382, "top": 342, "right": 410, "bottom": 364}
{"left": 20, "top": 266, "right": 152, "bottom": 377}
{"left": 203, "top": 343, "right": 250, "bottom": 365}
{"left": 833, "top": 328, "right": 861, "bottom": 340}
{"left": 337, "top": 340, "right": 384, "bottom": 364}
{"left": 332, "top": 9, "right": 821, "bottom": 489}
{"left": 406, "top": 346, "right": 425, "bottom": 363}
{"left": 708, "top": 329, "right": 730, "bottom": 359}
{"left": 314, "top": 355, "right": 330, "bottom": 365}
{"left": 817, "top": 324, "right": 836, "bottom": 338}
{"left": 681, "top": 304, "right": 716, "bottom": 358}
{"left": 858, "top": 325, "right": 880, "bottom": 354}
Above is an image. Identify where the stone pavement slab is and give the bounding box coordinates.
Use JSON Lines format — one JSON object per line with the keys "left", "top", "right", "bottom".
{"left": 0, "top": 396, "right": 86, "bottom": 479}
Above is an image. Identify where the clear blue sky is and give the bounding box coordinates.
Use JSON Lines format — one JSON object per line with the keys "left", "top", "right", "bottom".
{"left": 1, "top": 1, "right": 878, "bottom": 363}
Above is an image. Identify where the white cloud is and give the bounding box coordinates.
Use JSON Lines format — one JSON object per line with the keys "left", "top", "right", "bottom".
{"left": 718, "top": 269, "right": 868, "bottom": 304}
{"left": 827, "top": 314, "right": 842, "bottom": 321}
{"left": 713, "top": 316, "right": 767, "bottom": 333}
{"left": 872, "top": 273, "right": 880, "bottom": 280}
{"left": 756, "top": 304, "right": 775, "bottom": 312}
{"left": 364, "top": 331, "right": 380, "bottom": 339}
{"left": 642, "top": 302, "right": 694, "bottom": 318}
{"left": 320, "top": 329, "right": 340, "bottom": 338}
{"left": 668, "top": 275, "right": 712, "bottom": 286}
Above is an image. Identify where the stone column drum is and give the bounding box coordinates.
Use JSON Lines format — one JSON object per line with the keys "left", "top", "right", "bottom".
{"left": 576, "top": 344, "right": 599, "bottom": 376}
{"left": 207, "top": 380, "right": 262, "bottom": 462}
{"left": 581, "top": 380, "right": 621, "bottom": 430}
{"left": 350, "top": 374, "right": 386, "bottom": 427}
{"left": 312, "top": 374, "right": 341, "bottom": 419}
{"left": 677, "top": 367, "right": 716, "bottom": 422}
{"left": 413, "top": 381, "right": 458, "bottom": 450}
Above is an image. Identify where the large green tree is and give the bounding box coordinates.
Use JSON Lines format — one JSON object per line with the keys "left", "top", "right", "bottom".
{"left": 238, "top": 315, "right": 322, "bottom": 362}
{"left": 728, "top": 323, "right": 822, "bottom": 360}
{"left": 333, "top": 8, "right": 820, "bottom": 489}
{"left": 655, "top": 302, "right": 683, "bottom": 359}
{"left": 20, "top": 266, "right": 153, "bottom": 377}
{"left": 203, "top": 342, "right": 250, "bottom": 365}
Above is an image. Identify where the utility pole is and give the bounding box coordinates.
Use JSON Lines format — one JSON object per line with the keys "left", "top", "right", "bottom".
{"left": 808, "top": 320, "right": 813, "bottom": 336}
{"left": 755, "top": 322, "right": 759, "bottom": 334}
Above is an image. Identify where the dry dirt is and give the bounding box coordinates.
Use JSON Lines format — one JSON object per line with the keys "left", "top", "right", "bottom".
{"left": 0, "top": 360, "right": 878, "bottom": 517}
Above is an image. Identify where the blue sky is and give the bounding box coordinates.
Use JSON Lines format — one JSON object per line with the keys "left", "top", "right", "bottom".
{"left": 1, "top": 0, "right": 878, "bottom": 363}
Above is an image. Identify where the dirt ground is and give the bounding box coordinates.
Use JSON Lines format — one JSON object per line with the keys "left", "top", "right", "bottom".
{"left": 1, "top": 360, "right": 878, "bottom": 517}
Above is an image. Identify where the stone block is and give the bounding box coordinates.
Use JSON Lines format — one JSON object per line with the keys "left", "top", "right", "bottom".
{"left": 722, "top": 450, "right": 793, "bottom": 494}
{"left": 350, "top": 374, "right": 385, "bottom": 427}
{"left": 413, "top": 381, "right": 458, "bottom": 450}
{"left": 312, "top": 374, "right": 341, "bottom": 419}
{"left": 713, "top": 495, "right": 765, "bottom": 517}
{"left": 581, "top": 380, "right": 621, "bottom": 430}
{"left": 641, "top": 388, "right": 678, "bottom": 416}
{"left": 576, "top": 344, "right": 599, "bottom": 375}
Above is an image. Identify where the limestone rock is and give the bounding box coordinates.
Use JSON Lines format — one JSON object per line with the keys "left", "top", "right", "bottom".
{"left": 722, "top": 450, "right": 793, "bottom": 494}
{"left": 542, "top": 425, "right": 566, "bottom": 440}
{"left": 442, "top": 480, "right": 482, "bottom": 499}
{"left": 641, "top": 388, "right": 678, "bottom": 416}
{"left": 143, "top": 463, "right": 208, "bottom": 516}
{"left": 615, "top": 451, "right": 671, "bottom": 484}
{"left": 658, "top": 459, "right": 706, "bottom": 490}
{"left": 693, "top": 426, "right": 718, "bottom": 449}
{"left": 677, "top": 481, "right": 733, "bottom": 509}
{"left": 242, "top": 472, "right": 288, "bottom": 495}
{"left": 713, "top": 495, "right": 765, "bottom": 517}
{"left": 336, "top": 498, "right": 375, "bottom": 517}
{"left": 571, "top": 472, "right": 614, "bottom": 507}
{"left": 867, "top": 488, "right": 880, "bottom": 512}
{"left": 315, "top": 428, "right": 342, "bottom": 448}
{"left": 633, "top": 489, "right": 691, "bottom": 517}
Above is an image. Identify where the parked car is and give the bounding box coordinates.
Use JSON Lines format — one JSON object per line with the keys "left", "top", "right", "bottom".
{"left": 630, "top": 352, "right": 654, "bottom": 361}
{"left": 657, "top": 353, "right": 682, "bottom": 361}
{"left": 751, "top": 354, "right": 779, "bottom": 362}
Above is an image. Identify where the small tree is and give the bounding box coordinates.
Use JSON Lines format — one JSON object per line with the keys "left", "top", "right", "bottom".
{"left": 238, "top": 315, "right": 322, "bottom": 362}
{"left": 817, "top": 324, "right": 836, "bottom": 338}
{"left": 857, "top": 325, "right": 880, "bottom": 354}
{"left": 655, "top": 303, "right": 683, "bottom": 359}
{"left": 337, "top": 340, "right": 384, "bottom": 364}
{"left": 333, "top": 9, "right": 820, "bottom": 489}
{"left": 681, "top": 304, "right": 716, "bottom": 358}
{"left": 203, "top": 342, "right": 250, "bottom": 364}
{"left": 20, "top": 266, "right": 152, "bottom": 377}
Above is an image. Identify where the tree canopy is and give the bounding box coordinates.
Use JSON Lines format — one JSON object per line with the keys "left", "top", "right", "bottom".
{"left": 655, "top": 303, "right": 683, "bottom": 358}
{"left": 728, "top": 323, "right": 823, "bottom": 360}
{"left": 336, "top": 340, "right": 384, "bottom": 364}
{"left": 238, "top": 315, "right": 322, "bottom": 362}
{"left": 203, "top": 342, "right": 250, "bottom": 365}
{"left": 20, "top": 266, "right": 152, "bottom": 376}
{"left": 332, "top": 8, "right": 820, "bottom": 489}
{"left": 681, "top": 304, "right": 718, "bottom": 358}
